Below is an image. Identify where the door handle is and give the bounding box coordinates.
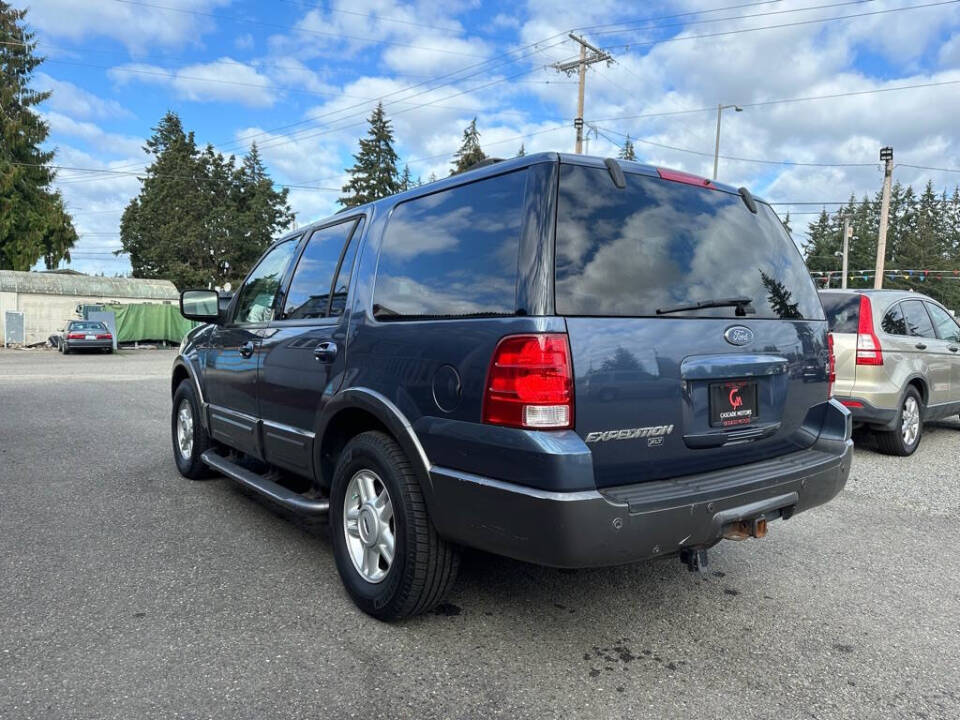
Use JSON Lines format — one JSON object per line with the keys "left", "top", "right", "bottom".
{"left": 915, "top": 342, "right": 927, "bottom": 350}
{"left": 240, "top": 340, "right": 255, "bottom": 358}
{"left": 950, "top": 346, "right": 959, "bottom": 353}
{"left": 314, "top": 341, "right": 338, "bottom": 363}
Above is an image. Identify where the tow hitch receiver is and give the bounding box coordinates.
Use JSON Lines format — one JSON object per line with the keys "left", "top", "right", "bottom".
{"left": 723, "top": 517, "right": 768, "bottom": 541}
{"left": 680, "top": 548, "right": 709, "bottom": 573}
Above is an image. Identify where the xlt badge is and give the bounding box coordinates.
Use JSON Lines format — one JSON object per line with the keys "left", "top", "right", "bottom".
{"left": 585, "top": 425, "right": 675, "bottom": 443}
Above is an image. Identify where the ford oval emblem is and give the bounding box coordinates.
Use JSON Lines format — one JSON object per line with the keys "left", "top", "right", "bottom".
{"left": 724, "top": 326, "right": 754, "bottom": 346}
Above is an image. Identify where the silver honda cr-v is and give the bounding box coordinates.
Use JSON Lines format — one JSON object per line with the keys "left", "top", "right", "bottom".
{"left": 820, "top": 289, "right": 960, "bottom": 455}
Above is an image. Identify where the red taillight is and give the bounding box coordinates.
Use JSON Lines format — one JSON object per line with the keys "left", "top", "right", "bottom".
{"left": 840, "top": 400, "right": 864, "bottom": 408}
{"left": 96, "top": 333, "right": 112, "bottom": 340}
{"left": 657, "top": 167, "right": 716, "bottom": 189}
{"left": 66, "top": 332, "right": 85, "bottom": 339}
{"left": 483, "top": 334, "right": 573, "bottom": 429}
{"left": 827, "top": 332, "right": 836, "bottom": 398}
{"left": 855, "top": 295, "right": 883, "bottom": 365}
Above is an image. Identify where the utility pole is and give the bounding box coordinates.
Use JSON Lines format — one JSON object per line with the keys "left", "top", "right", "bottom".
{"left": 841, "top": 215, "right": 851, "bottom": 289}
{"left": 874, "top": 146, "right": 894, "bottom": 289}
{"left": 552, "top": 34, "right": 611, "bottom": 154}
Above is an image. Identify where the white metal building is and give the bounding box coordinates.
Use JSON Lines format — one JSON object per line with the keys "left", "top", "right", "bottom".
{"left": 0, "top": 270, "right": 179, "bottom": 345}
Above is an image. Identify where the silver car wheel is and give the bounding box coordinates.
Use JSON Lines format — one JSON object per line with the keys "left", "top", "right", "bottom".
{"left": 343, "top": 469, "right": 395, "bottom": 584}
{"left": 901, "top": 395, "right": 920, "bottom": 447}
{"left": 176, "top": 399, "right": 194, "bottom": 460}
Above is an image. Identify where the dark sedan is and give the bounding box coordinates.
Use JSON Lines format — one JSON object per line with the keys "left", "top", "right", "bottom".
{"left": 59, "top": 321, "right": 114, "bottom": 354}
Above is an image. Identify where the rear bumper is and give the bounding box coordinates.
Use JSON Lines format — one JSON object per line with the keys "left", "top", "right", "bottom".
{"left": 64, "top": 339, "right": 113, "bottom": 350}
{"left": 835, "top": 396, "right": 898, "bottom": 429}
{"left": 427, "top": 399, "right": 852, "bottom": 568}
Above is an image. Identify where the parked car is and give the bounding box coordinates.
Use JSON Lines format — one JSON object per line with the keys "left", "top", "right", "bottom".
{"left": 820, "top": 289, "right": 960, "bottom": 455}
{"left": 172, "top": 153, "right": 852, "bottom": 620}
{"left": 58, "top": 320, "right": 113, "bottom": 354}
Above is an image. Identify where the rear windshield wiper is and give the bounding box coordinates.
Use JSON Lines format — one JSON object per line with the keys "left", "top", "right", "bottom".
{"left": 656, "top": 296, "right": 755, "bottom": 316}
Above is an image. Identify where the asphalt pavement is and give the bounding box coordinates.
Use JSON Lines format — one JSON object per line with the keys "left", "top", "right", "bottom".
{"left": 1, "top": 349, "right": 958, "bottom": 719}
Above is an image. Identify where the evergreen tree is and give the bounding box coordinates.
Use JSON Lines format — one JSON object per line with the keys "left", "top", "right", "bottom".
{"left": 399, "top": 164, "right": 413, "bottom": 192}
{"left": 517, "top": 144, "right": 526, "bottom": 157}
{"left": 339, "top": 103, "right": 400, "bottom": 207}
{"left": 618, "top": 135, "right": 636, "bottom": 161}
{"left": 0, "top": 3, "right": 77, "bottom": 270}
{"left": 451, "top": 117, "right": 486, "bottom": 174}
{"left": 120, "top": 112, "right": 293, "bottom": 289}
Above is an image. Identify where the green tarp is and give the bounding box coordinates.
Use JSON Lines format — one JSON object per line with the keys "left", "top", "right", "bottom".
{"left": 104, "top": 303, "right": 196, "bottom": 343}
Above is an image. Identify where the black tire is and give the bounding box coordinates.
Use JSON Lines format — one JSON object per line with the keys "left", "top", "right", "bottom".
{"left": 874, "top": 386, "right": 923, "bottom": 456}
{"left": 61, "top": 343, "right": 69, "bottom": 355}
{"left": 330, "top": 431, "right": 459, "bottom": 620}
{"left": 171, "top": 379, "right": 212, "bottom": 479}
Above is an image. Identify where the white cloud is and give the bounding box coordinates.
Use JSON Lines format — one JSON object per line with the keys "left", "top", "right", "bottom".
{"left": 109, "top": 58, "right": 276, "bottom": 107}
{"left": 35, "top": 73, "right": 132, "bottom": 120}
{"left": 26, "top": 0, "right": 231, "bottom": 53}
{"left": 43, "top": 112, "right": 144, "bottom": 158}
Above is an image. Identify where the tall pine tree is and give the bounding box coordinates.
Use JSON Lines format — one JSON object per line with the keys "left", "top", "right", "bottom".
{"left": 618, "top": 135, "right": 636, "bottom": 161}
{"left": 339, "top": 103, "right": 400, "bottom": 207}
{"left": 120, "top": 113, "right": 293, "bottom": 289}
{"left": 451, "top": 117, "right": 486, "bottom": 174}
{"left": 0, "top": 3, "right": 77, "bottom": 270}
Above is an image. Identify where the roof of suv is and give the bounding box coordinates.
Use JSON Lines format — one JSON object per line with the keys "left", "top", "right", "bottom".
{"left": 279, "top": 152, "right": 765, "bottom": 243}
{"left": 820, "top": 288, "right": 928, "bottom": 302}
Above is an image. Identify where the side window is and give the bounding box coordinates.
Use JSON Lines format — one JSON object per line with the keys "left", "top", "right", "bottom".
{"left": 925, "top": 303, "right": 960, "bottom": 343}
{"left": 232, "top": 239, "right": 298, "bottom": 325}
{"left": 282, "top": 221, "right": 357, "bottom": 320}
{"left": 901, "top": 300, "right": 936, "bottom": 339}
{"left": 881, "top": 303, "right": 908, "bottom": 335}
{"left": 373, "top": 170, "right": 526, "bottom": 320}
{"left": 329, "top": 220, "right": 364, "bottom": 317}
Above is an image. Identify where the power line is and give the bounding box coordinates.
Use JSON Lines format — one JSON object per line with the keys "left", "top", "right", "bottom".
{"left": 598, "top": 0, "right": 960, "bottom": 52}
{"left": 898, "top": 163, "right": 960, "bottom": 174}
{"left": 588, "top": 78, "right": 960, "bottom": 125}
{"left": 573, "top": 0, "right": 783, "bottom": 32}
{"left": 593, "top": 125, "right": 877, "bottom": 167}
{"left": 589, "top": 0, "right": 874, "bottom": 37}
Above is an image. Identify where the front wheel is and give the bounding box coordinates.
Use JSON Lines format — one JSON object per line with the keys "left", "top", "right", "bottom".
{"left": 330, "top": 431, "right": 459, "bottom": 620}
{"left": 171, "top": 379, "right": 212, "bottom": 479}
{"left": 875, "top": 387, "right": 923, "bottom": 456}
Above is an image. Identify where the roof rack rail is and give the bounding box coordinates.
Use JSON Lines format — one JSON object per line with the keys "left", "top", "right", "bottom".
{"left": 466, "top": 157, "right": 505, "bottom": 171}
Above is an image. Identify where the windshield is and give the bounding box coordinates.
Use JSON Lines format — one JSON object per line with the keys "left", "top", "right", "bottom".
{"left": 555, "top": 165, "right": 824, "bottom": 320}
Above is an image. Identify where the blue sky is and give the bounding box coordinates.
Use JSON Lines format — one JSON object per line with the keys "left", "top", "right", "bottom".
{"left": 22, "top": 0, "right": 960, "bottom": 274}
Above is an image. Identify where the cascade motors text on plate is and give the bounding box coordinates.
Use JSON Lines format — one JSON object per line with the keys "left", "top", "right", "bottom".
{"left": 584, "top": 425, "right": 675, "bottom": 443}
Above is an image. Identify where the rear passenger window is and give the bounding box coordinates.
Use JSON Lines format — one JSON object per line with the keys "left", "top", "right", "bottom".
{"left": 820, "top": 294, "right": 859, "bottom": 333}
{"left": 373, "top": 171, "right": 526, "bottom": 320}
{"left": 901, "top": 300, "right": 936, "bottom": 338}
{"left": 881, "top": 303, "right": 908, "bottom": 335}
{"left": 282, "top": 220, "right": 357, "bottom": 320}
{"left": 925, "top": 302, "right": 960, "bottom": 342}
{"left": 329, "top": 220, "right": 363, "bottom": 317}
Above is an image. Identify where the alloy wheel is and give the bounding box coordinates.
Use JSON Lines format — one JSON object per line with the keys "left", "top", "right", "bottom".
{"left": 176, "top": 399, "right": 194, "bottom": 460}
{"left": 342, "top": 469, "right": 395, "bottom": 584}
{"left": 901, "top": 395, "right": 920, "bottom": 447}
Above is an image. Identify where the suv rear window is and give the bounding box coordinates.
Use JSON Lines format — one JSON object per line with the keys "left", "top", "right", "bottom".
{"left": 820, "top": 293, "right": 860, "bottom": 333}
{"left": 555, "top": 165, "right": 824, "bottom": 320}
{"left": 373, "top": 170, "right": 526, "bottom": 320}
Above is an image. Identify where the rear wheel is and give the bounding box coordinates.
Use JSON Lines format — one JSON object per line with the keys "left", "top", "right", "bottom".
{"left": 171, "top": 379, "right": 212, "bottom": 479}
{"left": 875, "top": 387, "right": 923, "bottom": 456}
{"left": 330, "top": 431, "right": 459, "bottom": 620}
{"left": 61, "top": 343, "right": 69, "bottom": 355}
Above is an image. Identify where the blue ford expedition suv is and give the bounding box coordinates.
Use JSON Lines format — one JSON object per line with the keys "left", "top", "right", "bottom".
{"left": 172, "top": 153, "right": 853, "bottom": 620}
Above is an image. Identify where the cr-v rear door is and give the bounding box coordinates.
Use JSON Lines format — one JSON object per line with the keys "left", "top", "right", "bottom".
{"left": 555, "top": 161, "right": 828, "bottom": 487}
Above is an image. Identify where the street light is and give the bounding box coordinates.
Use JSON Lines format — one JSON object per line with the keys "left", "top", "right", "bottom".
{"left": 713, "top": 103, "right": 743, "bottom": 180}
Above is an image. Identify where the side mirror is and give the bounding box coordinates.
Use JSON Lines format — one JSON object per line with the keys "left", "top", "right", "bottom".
{"left": 180, "top": 289, "right": 221, "bottom": 323}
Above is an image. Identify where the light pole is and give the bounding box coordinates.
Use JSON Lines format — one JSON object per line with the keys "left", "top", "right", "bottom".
{"left": 713, "top": 103, "right": 742, "bottom": 180}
